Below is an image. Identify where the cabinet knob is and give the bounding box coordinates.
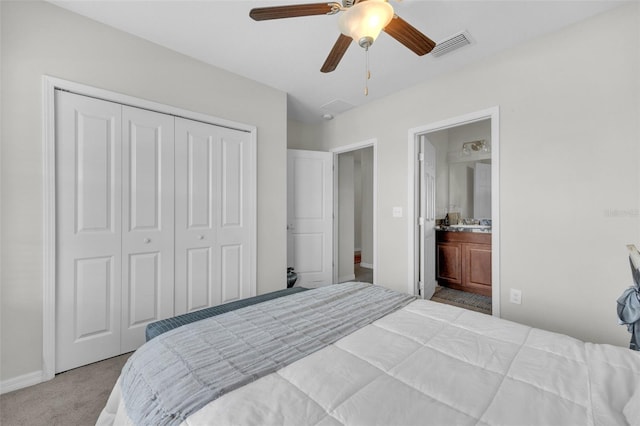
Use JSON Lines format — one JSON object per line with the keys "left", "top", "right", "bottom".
{"left": 143, "top": 238, "right": 151, "bottom": 244}
{"left": 197, "top": 235, "right": 204, "bottom": 240}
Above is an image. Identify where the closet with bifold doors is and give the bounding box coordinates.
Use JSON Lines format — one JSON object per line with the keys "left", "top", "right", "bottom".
{"left": 55, "top": 90, "right": 255, "bottom": 372}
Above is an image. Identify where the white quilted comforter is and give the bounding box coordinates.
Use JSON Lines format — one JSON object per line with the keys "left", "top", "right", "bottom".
{"left": 98, "top": 299, "right": 640, "bottom": 426}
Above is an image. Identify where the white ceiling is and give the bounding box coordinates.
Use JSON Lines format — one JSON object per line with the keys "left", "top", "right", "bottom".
{"left": 50, "top": 0, "right": 627, "bottom": 123}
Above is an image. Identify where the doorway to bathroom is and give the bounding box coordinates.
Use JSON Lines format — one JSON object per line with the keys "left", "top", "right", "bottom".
{"left": 407, "top": 107, "right": 500, "bottom": 317}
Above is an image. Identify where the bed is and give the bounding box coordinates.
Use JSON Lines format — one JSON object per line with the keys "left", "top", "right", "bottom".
{"left": 97, "top": 281, "right": 640, "bottom": 426}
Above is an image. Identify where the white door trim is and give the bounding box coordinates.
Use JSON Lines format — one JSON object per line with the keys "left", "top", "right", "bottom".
{"left": 330, "top": 139, "right": 378, "bottom": 285}
{"left": 407, "top": 107, "right": 500, "bottom": 317}
{"left": 42, "top": 75, "right": 257, "bottom": 382}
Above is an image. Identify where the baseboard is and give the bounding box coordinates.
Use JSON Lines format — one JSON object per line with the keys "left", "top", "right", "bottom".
{"left": 338, "top": 274, "right": 356, "bottom": 283}
{"left": 1, "top": 370, "right": 45, "bottom": 394}
{"left": 359, "top": 263, "right": 373, "bottom": 269}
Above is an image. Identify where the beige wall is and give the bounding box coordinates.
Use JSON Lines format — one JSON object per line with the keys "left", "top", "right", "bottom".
{"left": 1, "top": 1, "right": 287, "bottom": 383}
{"left": 287, "top": 119, "right": 322, "bottom": 150}
{"left": 305, "top": 4, "right": 640, "bottom": 346}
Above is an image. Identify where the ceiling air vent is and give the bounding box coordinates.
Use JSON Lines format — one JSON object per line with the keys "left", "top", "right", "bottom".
{"left": 320, "top": 99, "right": 355, "bottom": 115}
{"left": 431, "top": 31, "right": 472, "bottom": 58}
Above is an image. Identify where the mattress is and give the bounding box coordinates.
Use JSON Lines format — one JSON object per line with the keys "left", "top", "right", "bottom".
{"left": 144, "top": 287, "right": 309, "bottom": 341}
{"left": 98, "top": 289, "right": 640, "bottom": 426}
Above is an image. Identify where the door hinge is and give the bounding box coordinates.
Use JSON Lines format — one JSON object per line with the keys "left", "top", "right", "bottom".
{"left": 419, "top": 281, "right": 424, "bottom": 295}
{"left": 418, "top": 217, "right": 424, "bottom": 226}
{"left": 418, "top": 153, "right": 424, "bottom": 162}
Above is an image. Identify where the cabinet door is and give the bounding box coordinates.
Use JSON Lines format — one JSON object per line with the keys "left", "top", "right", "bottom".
{"left": 463, "top": 243, "right": 492, "bottom": 296}
{"left": 56, "top": 91, "right": 123, "bottom": 372}
{"left": 436, "top": 242, "right": 461, "bottom": 284}
{"left": 121, "top": 106, "right": 175, "bottom": 352}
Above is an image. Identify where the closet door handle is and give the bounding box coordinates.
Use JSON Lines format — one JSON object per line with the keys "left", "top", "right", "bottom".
{"left": 143, "top": 238, "right": 151, "bottom": 244}
{"left": 197, "top": 235, "right": 204, "bottom": 240}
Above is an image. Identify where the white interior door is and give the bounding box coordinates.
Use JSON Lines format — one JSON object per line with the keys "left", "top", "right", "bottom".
{"left": 419, "top": 137, "right": 437, "bottom": 299}
{"left": 174, "top": 118, "right": 253, "bottom": 314}
{"left": 56, "top": 91, "right": 123, "bottom": 372}
{"left": 287, "top": 149, "right": 333, "bottom": 288}
{"left": 120, "top": 106, "right": 175, "bottom": 352}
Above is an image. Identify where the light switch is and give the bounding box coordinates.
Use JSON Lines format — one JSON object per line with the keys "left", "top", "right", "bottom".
{"left": 392, "top": 207, "right": 403, "bottom": 218}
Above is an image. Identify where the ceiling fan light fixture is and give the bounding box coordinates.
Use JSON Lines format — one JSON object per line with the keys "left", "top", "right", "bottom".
{"left": 338, "top": 0, "right": 394, "bottom": 48}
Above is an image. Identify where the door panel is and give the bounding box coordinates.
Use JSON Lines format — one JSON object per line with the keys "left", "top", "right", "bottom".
{"left": 437, "top": 243, "right": 462, "bottom": 284}
{"left": 56, "top": 91, "right": 122, "bottom": 372}
{"left": 187, "top": 133, "right": 213, "bottom": 228}
{"left": 465, "top": 244, "right": 492, "bottom": 287}
{"left": 287, "top": 150, "right": 333, "bottom": 287}
{"left": 293, "top": 233, "right": 324, "bottom": 271}
{"left": 74, "top": 256, "right": 114, "bottom": 339}
{"left": 121, "top": 106, "right": 175, "bottom": 352}
{"left": 221, "top": 244, "right": 242, "bottom": 303}
{"left": 186, "top": 247, "right": 212, "bottom": 312}
{"left": 128, "top": 124, "right": 161, "bottom": 230}
{"left": 127, "top": 252, "right": 160, "bottom": 326}
{"left": 75, "top": 114, "right": 115, "bottom": 233}
{"left": 220, "top": 139, "right": 242, "bottom": 227}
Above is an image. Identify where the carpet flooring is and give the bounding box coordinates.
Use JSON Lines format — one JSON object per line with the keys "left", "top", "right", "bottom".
{"left": 354, "top": 263, "right": 373, "bottom": 283}
{"left": 431, "top": 286, "right": 492, "bottom": 315}
{"left": 0, "top": 352, "right": 131, "bottom": 426}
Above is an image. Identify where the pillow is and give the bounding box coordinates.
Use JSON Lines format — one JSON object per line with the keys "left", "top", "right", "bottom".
{"left": 624, "top": 383, "right": 640, "bottom": 425}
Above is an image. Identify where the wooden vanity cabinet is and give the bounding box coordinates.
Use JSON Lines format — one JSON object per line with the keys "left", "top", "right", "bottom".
{"left": 436, "top": 231, "right": 491, "bottom": 297}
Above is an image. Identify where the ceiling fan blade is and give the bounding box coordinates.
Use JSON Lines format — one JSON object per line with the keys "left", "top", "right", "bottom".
{"left": 250, "top": 3, "right": 337, "bottom": 21}
{"left": 321, "top": 33, "right": 352, "bottom": 73}
{"left": 384, "top": 15, "right": 436, "bottom": 56}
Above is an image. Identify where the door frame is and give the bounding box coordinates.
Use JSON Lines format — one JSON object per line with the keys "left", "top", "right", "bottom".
{"left": 41, "top": 76, "right": 257, "bottom": 382}
{"left": 407, "top": 107, "right": 500, "bottom": 317}
{"left": 330, "top": 139, "right": 378, "bottom": 285}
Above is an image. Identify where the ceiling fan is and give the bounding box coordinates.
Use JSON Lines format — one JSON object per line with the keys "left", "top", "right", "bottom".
{"left": 249, "top": 0, "right": 436, "bottom": 74}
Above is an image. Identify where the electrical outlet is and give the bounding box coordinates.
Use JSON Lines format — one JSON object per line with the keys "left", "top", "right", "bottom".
{"left": 510, "top": 289, "right": 522, "bottom": 304}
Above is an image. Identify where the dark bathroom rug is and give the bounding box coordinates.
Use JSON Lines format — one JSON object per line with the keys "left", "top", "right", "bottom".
{"left": 431, "top": 286, "right": 492, "bottom": 315}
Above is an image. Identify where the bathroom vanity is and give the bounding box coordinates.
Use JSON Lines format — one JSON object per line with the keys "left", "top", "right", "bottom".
{"left": 436, "top": 229, "right": 492, "bottom": 297}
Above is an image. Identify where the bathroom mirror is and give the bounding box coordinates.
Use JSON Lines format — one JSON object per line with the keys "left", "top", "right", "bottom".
{"left": 448, "top": 158, "right": 491, "bottom": 220}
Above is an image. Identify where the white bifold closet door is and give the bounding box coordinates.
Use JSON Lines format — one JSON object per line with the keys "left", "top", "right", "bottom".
{"left": 56, "top": 92, "right": 124, "bottom": 372}
{"left": 120, "top": 106, "right": 175, "bottom": 353}
{"left": 174, "top": 118, "right": 253, "bottom": 315}
{"left": 55, "top": 91, "right": 253, "bottom": 373}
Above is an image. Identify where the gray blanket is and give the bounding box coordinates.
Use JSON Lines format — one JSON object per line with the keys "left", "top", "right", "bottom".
{"left": 618, "top": 286, "right": 640, "bottom": 350}
{"left": 119, "top": 282, "right": 415, "bottom": 425}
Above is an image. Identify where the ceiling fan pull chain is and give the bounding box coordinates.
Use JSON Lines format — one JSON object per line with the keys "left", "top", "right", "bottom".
{"left": 364, "top": 46, "right": 370, "bottom": 96}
